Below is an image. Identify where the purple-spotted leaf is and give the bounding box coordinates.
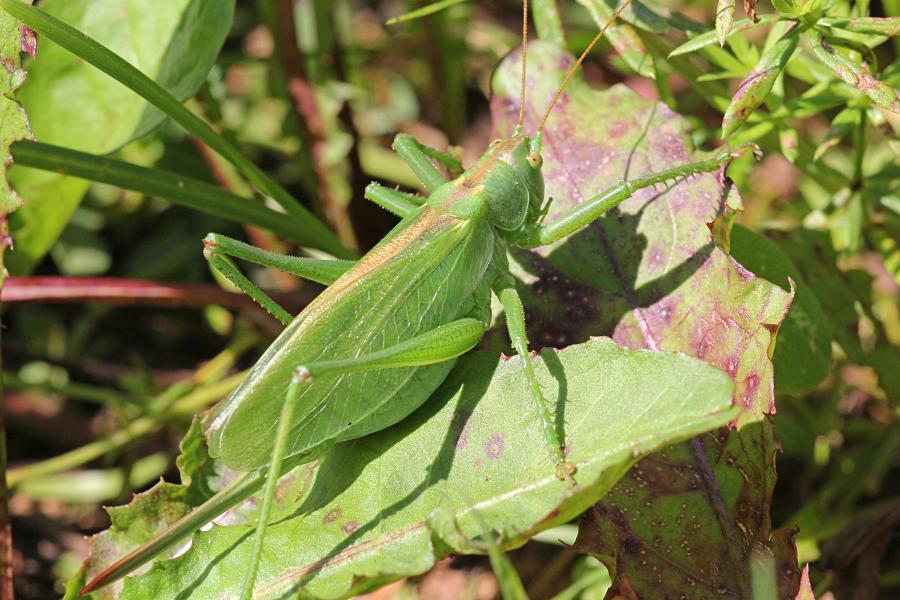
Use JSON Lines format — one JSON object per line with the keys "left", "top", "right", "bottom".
{"left": 76, "top": 339, "right": 737, "bottom": 599}
{"left": 492, "top": 41, "right": 796, "bottom": 598}
{"left": 0, "top": 3, "right": 33, "bottom": 285}
{"left": 722, "top": 24, "right": 800, "bottom": 136}
{"left": 807, "top": 28, "right": 900, "bottom": 113}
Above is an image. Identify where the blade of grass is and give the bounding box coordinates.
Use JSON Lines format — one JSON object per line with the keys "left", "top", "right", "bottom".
{"left": 385, "top": 0, "right": 466, "bottom": 25}
{"left": 0, "top": 0, "right": 354, "bottom": 259}
{"left": 10, "top": 141, "right": 315, "bottom": 248}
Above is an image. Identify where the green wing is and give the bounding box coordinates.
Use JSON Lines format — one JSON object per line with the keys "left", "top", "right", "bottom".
{"left": 206, "top": 208, "right": 494, "bottom": 471}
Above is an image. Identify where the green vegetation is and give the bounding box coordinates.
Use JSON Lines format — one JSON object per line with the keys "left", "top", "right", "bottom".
{"left": 0, "top": 1, "right": 896, "bottom": 598}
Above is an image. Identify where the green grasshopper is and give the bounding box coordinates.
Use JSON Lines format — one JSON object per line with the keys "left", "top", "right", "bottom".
{"left": 82, "top": 0, "right": 752, "bottom": 596}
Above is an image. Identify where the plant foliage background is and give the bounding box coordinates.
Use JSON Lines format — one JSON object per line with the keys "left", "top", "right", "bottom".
{"left": 0, "top": 0, "right": 897, "bottom": 598}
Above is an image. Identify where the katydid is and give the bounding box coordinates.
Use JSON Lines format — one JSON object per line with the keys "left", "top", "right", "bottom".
{"left": 81, "top": 0, "right": 753, "bottom": 595}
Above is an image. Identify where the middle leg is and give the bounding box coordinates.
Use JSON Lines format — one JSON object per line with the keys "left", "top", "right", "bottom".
{"left": 496, "top": 282, "right": 576, "bottom": 485}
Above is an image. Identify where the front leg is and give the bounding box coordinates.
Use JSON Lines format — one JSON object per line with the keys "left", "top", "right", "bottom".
{"left": 519, "top": 145, "right": 756, "bottom": 248}
{"left": 392, "top": 133, "right": 461, "bottom": 192}
{"left": 496, "top": 282, "right": 576, "bottom": 486}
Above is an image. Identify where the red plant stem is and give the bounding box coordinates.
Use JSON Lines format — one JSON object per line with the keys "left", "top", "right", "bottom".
{"left": 0, "top": 277, "right": 313, "bottom": 312}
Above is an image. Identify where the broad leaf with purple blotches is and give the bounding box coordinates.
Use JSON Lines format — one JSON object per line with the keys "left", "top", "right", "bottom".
{"left": 491, "top": 41, "right": 796, "bottom": 598}
{"left": 73, "top": 339, "right": 737, "bottom": 599}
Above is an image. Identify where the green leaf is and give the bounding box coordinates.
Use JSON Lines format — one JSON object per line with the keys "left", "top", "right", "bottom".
{"left": 807, "top": 28, "right": 900, "bottom": 113}
{"left": 493, "top": 42, "right": 797, "bottom": 598}
{"left": 669, "top": 14, "right": 779, "bottom": 57}
{"left": 716, "top": 0, "right": 736, "bottom": 46}
{"left": 722, "top": 24, "right": 801, "bottom": 137}
{"left": 0, "top": 4, "right": 32, "bottom": 285}
{"left": 780, "top": 125, "right": 800, "bottom": 162}
{"left": 729, "top": 226, "right": 832, "bottom": 395}
{"left": 3, "top": 0, "right": 235, "bottom": 274}
{"left": 577, "top": 0, "right": 655, "bottom": 79}
{"left": 80, "top": 339, "right": 738, "bottom": 599}
{"left": 9, "top": 141, "right": 316, "bottom": 246}
{"left": 813, "top": 106, "right": 862, "bottom": 160}
{"left": 609, "top": 0, "right": 668, "bottom": 34}
{"left": 384, "top": 0, "right": 466, "bottom": 25}
{"left": 820, "top": 16, "right": 900, "bottom": 37}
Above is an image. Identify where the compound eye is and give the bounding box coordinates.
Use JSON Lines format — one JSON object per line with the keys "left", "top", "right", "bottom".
{"left": 489, "top": 139, "right": 502, "bottom": 148}
{"left": 526, "top": 151, "right": 543, "bottom": 169}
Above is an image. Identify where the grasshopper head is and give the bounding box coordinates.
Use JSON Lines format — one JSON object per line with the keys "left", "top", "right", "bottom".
{"left": 483, "top": 133, "right": 545, "bottom": 229}
{"left": 429, "top": 133, "right": 544, "bottom": 231}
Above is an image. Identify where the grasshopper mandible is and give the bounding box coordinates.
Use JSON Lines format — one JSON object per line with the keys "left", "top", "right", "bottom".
{"left": 82, "top": 0, "right": 752, "bottom": 595}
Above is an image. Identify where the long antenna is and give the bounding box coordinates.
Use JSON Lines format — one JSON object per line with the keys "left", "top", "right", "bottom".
{"left": 517, "top": 0, "right": 529, "bottom": 133}
{"left": 536, "top": 0, "right": 632, "bottom": 138}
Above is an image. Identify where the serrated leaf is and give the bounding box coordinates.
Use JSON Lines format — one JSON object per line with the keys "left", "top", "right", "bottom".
{"left": 807, "top": 28, "right": 900, "bottom": 113}
{"left": 722, "top": 24, "right": 801, "bottom": 137}
{"left": 5, "top": 0, "right": 235, "bottom": 274}
{"left": 82, "top": 339, "right": 738, "bottom": 599}
{"left": 493, "top": 42, "right": 797, "bottom": 598}
{"left": 729, "top": 226, "right": 832, "bottom": 395}
{"left": 577, "top": 0, "right": 655, "bottom": 79}
{"left": 69, "top": 419, "right": 232, "bottom": 600}
{"left": 0, "top": 3, "right": 33, "bottom": 286}
{"left": 716, "top": 0, "right": 736, "bottom": 46}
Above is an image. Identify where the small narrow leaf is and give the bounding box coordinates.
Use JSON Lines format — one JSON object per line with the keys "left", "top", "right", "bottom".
{"left": 716, "top": 0, "right": 736, "bottom": 46}
{"left": 820, "top": 16, "right": 900, "bottom": 37}
{"left": 669, "top": 14, "right": 778, "bottom": 57}
{"left": 385, "top": 0, "right": 466, "bottom": 25}
{"left": 722, "top": 25, "right": 800, "bottom": 137}
{"left": 779, "top": 126, "right": 799, "bottom": 163}
{"left": 813, "top": 106, "right": 862, "bottom": 160}
{"left": 807, "top": 28, "right": 900, "bottom": 113}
